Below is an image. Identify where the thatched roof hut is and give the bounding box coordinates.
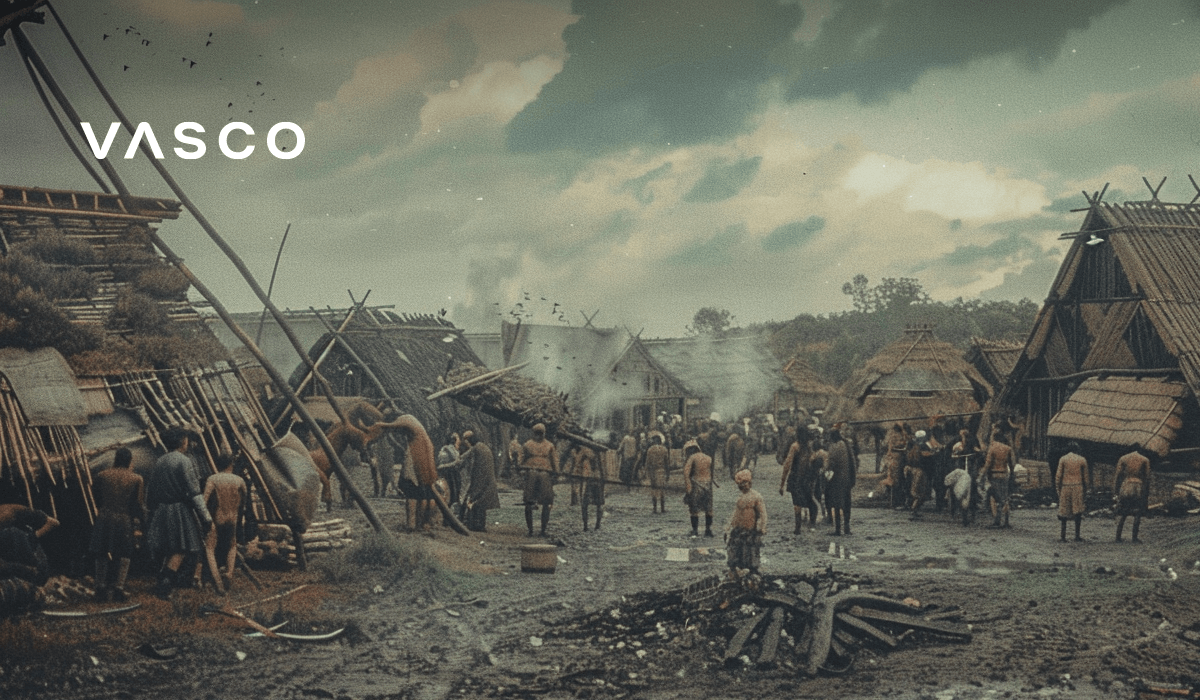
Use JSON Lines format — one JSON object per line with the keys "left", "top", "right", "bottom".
{"left": 998, "top": 195, "right": 1200, "bottom": 466}
{"left": 781, "top": 355, "right": 839, "bottom": 412}
{"left": 828, "top": 325, "right": 991, "bottom": 429}
{"left": 965, "top": 338, "right": 1023, "bottom": 397}
{"left": 290, "top": 311, "right": 492, "bottom": 445}
{"left": 641, "top": 335, "right": 791, "bottom": 423}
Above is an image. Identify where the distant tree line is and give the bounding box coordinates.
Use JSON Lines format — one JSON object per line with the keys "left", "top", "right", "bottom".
{"left": 691, "top": 274, "right": 1038, "bottom": 388}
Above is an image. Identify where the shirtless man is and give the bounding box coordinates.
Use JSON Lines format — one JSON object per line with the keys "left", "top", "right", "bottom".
{"left": 982, "top": 431, "right": 1015, "bottom": 528}
{"left": 682, "top": 439, "right": 715, "bottom": 538}
{"left": 1114, "top": 444, "right": 1150, "bottom": 543}
{"left": 725, "top": 470, "right": 766, "bottom": 578}
{"left": 643, "top": 432, "right": 671, "bottom": 513}
{"left": 89, "top": 447, "right": 146, "bottom": 601}
{"left": 521, "top": 424, "right": 558, "bottom": 537}
{"left": 203, "top": 454, "right": 247, "bottom": 593}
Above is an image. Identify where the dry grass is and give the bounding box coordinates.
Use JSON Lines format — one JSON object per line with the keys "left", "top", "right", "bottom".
{"left": 133, "top": 266, "right": 190, "bottom": 299}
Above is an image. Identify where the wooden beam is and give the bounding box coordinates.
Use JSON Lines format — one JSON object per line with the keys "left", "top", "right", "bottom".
{"left": 835, "top": 612, "right": 898, "bottom": 648}
{"left": 849, "top": 606, "right": 972, "bottom": 639}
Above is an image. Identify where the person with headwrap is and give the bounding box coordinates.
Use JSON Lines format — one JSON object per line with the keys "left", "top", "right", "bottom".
{"left": 521, "top": 423, "right": 558, "bottom": 537}
{"left": 725, "top": 469, "right": 766, "bottom": 577}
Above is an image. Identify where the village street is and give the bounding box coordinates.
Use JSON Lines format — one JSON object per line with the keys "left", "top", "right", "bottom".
{"left": 6, "top": 453, "right": 1199, "bottom": 700}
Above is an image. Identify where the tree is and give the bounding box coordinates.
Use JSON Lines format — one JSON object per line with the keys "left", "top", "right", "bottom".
{"left": 688, "top": 307, "right": 734, "bottom": 336}
{"left": 842, "top": 275, "right": 930, "bottom": 314}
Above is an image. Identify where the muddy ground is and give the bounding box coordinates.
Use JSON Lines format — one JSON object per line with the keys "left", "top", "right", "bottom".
{"left": 3, "top": 454, "right": 1200, "bottom": 700}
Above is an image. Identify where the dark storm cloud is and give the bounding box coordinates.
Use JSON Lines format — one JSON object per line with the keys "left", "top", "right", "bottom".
{"left": 761, "top": 215, "right": 824, "bottom": 252}
{"left": 787, "top": 0, "right": 1130, "bottom": 104}
{"left": 682, "top": 156, "right": 761, "bottom": 203}
{"left": 505, "top": 0, "right": 803, "bottom": 154}
{"left": 665, "top": 223, "right": 744, "bottom": 266}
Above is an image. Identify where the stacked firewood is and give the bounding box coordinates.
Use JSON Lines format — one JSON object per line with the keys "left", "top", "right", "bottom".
{"left": 242, "top": 519, "right": 353, "bottom": 564}
{"left": 300, "top": 518, "right": 353, "bottom": 553}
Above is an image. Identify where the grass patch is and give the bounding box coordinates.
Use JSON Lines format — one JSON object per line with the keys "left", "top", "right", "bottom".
{"left": 317, "top": 533, "right": 446, "bottom": 594}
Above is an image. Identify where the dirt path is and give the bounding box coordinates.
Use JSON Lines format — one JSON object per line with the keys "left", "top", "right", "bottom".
{"left": 4, "top": 455, "right": 1200, "bottom": 699}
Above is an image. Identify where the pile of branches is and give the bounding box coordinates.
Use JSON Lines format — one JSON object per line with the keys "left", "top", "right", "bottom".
{"left": 531, "top": 568, "right": 970, "bottom": 688}
{"left": 437, "top": 362, "right": 591, "bottom": 444}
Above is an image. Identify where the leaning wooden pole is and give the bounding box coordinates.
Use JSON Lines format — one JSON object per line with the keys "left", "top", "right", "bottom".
{"left": 43, "top": 1, "right": 354, "bottom": 434}
{"left": 142, "top": 232, "right": 389, "bottom": 535}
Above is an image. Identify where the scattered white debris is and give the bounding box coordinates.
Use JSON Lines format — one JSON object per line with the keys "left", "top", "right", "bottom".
{"left": 90, "top": 656, "right": 99, "bottom": 667}
{"left": 372, "top": 584, "right": 384, "bottom": 594}
{"left": 529, "top": 636, "right": 543, "bottom": 647}
{"left": 585, "top": 576, "right": 594, "bottom": 582}
{"left": 557, "top": 555, "right": 567, "bottom": 564}
{"left": 235, "top": 651, "right": 247, "bottom": 662}
{"left": 828, "top": 542, "right": 837, "bottom": 555}
{"left": 636, "top": 649, "right": 647, "bottom": 659}
{"left": 446, "top": 609, "right": 461, "bottom": 617}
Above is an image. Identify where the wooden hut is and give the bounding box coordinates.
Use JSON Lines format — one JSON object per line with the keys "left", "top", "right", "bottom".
{"left": 289, "top": 311, "right": 493, "bottom": 447}
{"left": 829, "top": 325, "right": 991, "bottom": 430}
{"left": 781, "top": 354, "right": 839, "bottom": 414}
{"left": 997, "top": 194, "right": 1200, "bottom": 486}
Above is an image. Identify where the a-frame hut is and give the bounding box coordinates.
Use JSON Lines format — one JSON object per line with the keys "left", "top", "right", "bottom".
{"left": 289, "top": 311, "right": 494, "bottom": 447}
{"left": 997, "top": 194, "right": 1200, "bottom": 486}
{"left": 829, "top": 325, "right": 991, "bottom": 432}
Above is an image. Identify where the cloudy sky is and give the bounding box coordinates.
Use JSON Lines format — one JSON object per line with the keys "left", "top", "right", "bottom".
{"left": 3, "top": 0, "right": 1200, "bottom": 336}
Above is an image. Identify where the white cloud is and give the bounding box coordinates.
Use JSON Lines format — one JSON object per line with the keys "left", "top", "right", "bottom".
{"left": 420, "top": 57, "right": 563, "bottom": 130}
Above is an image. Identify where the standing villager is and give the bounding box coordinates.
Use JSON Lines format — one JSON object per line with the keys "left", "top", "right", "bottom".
{"left": 982, "top": 431, "right": 1015, "bottom": 529}
{"left": 521, "top": 423, "right": 559, "bottom": 537}
{"left": 825, "top": 425, "right": 856, "bottom": 536}
{"left": 1055, "top": 442, "right": 1089, "bottom": 542}
{"left": 617, "top": 431, "right": 638, "bottom": 489}
{"left": 507, "top": 434, "right": 522, "bottom": 478}
{"left": 682, "top": 439, "right": 715, "bottom": 537}
{"left": 779, "top": 430, "right": 817, "bottom": 534}
{"left": 1114, "top": 444, "right": 1151, "bottom": 543}
{"left": 461, "top": 431, "right": 500, "bottom": 533}
{"left": 202, "top": 454, "right": 246, "bottom": 594}
{"left": 644, "top": 432, "right": 671, "bottom": 513}
{"left": 949, "top": 429, "right": 982, "bottom": 524}
{"left": 146, "top": 427, "right": 212, "bottom": 599}
{"left": 881, "top": 423, "right": 909, "bottom": 510}
{"left": 906, "top": 431, "right": 936, "bottom": 519}
{"left": 724, "top": 426, "right": 747, "bottom": 480}
{"left": 571, "top": 444, "right": 604, "bottom": 531}
{"left": 725, "top": 469, "right": 766, "bottom": 578}
{"left": 89, "top": 447, "right": 146, "bottom": 602}
{"left": 437, "top": 433, "right": 462, "bottom": 512}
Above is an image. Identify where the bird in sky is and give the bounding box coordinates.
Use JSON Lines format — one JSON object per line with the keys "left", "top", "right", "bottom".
{"left": 102, "top": 33, "right": 109, "bottom": 40}
{"left": 122, "top": 65, "right": 129, "bottom": 71}
{"left": 189, "top": 60, "right": 197, "bottom": 68}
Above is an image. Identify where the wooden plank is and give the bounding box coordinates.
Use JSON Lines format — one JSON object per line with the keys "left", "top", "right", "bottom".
{"left": 724, "top": 612, "right": 768, "bottom": 662}
{"left": 849, "top": 606, "right": 972, "bottom": 639}
{"left": 757, "top": 607, "right": 785, "bottom": 665}
{"left": 835, "top": 612, "right": 899, "bottom": 648}
{"left": 759, "top": 590, "right": 802, "bottom": 609}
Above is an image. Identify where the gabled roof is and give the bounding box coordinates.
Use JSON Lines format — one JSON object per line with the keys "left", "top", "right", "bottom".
{"left": 965, "top": 338, "right": 1023, "bottom": 394}
{"left": 1002, "top": 199, "right": 1200, "bottom": 398}
{"left": 782, "top": 355, "right": 839, "bottom": 401}
{"left": 640, "top": 334, "right": 790, "bottom": 418}
{"left": 292, "top": 312, "right": 484, "bottom": 437}
{"left": 830, "top": 326, "right": 989, "bottom": 425}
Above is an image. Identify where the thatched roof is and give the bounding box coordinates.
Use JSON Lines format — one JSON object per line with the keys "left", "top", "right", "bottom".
{"left": 829, "top": 326, "right": 990, "bottom": 426}
{"left": 1046, "top": 376, "right": 1186, "bottom": 457}
{"left": 782, "top": 355, "right": 838, "bottom": 409}
{"left": 641, "top": 335, "right": 790, "bottom": 420}
{"left": 965, "top": 338, "right": 1023, "bottom": 395}
{"left": 290, "top": 313, "right": 486, "bottom": 442}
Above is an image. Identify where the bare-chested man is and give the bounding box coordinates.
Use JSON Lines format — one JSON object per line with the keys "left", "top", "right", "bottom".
{"left": 521, "top": 423, "right": 558, "bottom": 537}
{"left": 682, "top": 439, "right": 715, "bottom": 537}
{"left": 982, "top": 431, "right": 1015, "bottom": 529}
{"left": 570, "top": 444, "right": 604, "bottom": 531}
{"left": 1114, "top": 444, "right": 1150, "bottom": 543}
{"left": 643, "top": 432, "right": 671, "bottom": 513}
{"left": 203, "top": 454, "right": 247, "bottom": 594}
{"left": 89, "top": 447, "right": 146, "bottom": 601}
{"left": 726, "top": 469, "right": 766, "bottom": 577}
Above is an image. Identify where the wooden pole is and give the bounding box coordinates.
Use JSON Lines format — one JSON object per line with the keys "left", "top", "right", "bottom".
{"left": 425, "top": 362, "right": 530, "bottom": 401}
{"left": 255, "top": 222, "right": 291, "bottom": 347}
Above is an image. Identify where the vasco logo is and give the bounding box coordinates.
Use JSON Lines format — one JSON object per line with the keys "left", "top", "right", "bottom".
{"left": 80, "top": 122, "right": 305, "bottom": 160}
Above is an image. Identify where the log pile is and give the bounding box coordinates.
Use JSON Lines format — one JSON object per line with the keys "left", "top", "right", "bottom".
{"left": 533, "top": 568, "right": 969, "bottom": 687}
{"left": 241, "top": 518, "right": 353, "bottom": 564}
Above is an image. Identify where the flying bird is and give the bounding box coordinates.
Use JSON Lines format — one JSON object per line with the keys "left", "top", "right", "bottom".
{"left": 122, "top": 65, "right": 129, "bottom": 71}
{"left": 256, "top": 81, "right": 262, "bottom": 86}
{"left": 205, "top": 40, "right": 212, "bottom": 47}
{"left": 227, "top": 102, "right": 233, "bottom": 107}
{"left": 102, "top": 34, "right": 109, "bottom": 40}
{"left": 141, "top": 39, "right": 149, "bottom": 46}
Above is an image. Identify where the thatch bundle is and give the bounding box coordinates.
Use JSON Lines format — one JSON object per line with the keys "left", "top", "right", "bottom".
{"left": 437, "top": 362, "right": 591, "bottom": 443}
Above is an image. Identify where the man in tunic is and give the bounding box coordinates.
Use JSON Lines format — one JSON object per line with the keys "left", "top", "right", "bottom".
{"left": 779, "top": 429, "right": 817, "bottom": 534}
{"left": 643, "top": 432, "right": 671, "bottom": 513}
{"left": 203, "top": 453, "right": 247, "bottom": 593}
{"left": 949, "top": 429, "right": 982, "bottom": 525}
{"left": 89, "top": 447, "right": 146, "bottom": 601}
{"left": 521, "top": 423, "right": 558, "bottom": 537}
{"left": 570, "top": 444, "right": 604, "bottom": 531}
{"left": 825, "top": 425, "right": 856, "bottom": 536}
{"left": 882, "top": 423, "right": 909, "bottom": 510}
{"left": 1114, "top": 444, "right": 1151, "bottom": 543}
{"left": 461, "top": 431, "right": 500, "bottom": 533}
{"left": 1055, "top": 441, "right": 1089, "bottom": 542}
{"left": 146, "top": 427, "right": 212, "bottom": 599}
{"left": 906, "top": 431, "right": 937, "bottom": 519}
{"left": 982, "top": 430, "right": 1015, "bottom": 529}
{"left": 682, "top": 439, "right": 715, "bottom": 537}
{"left": 725, "top": 469, "right": 766, "bottom": 578}
{"left": 724, "top": 425, "right": 747, "bottom": 480}
{"left": 437, "top": 433, "right": 462, "bottom": 513}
